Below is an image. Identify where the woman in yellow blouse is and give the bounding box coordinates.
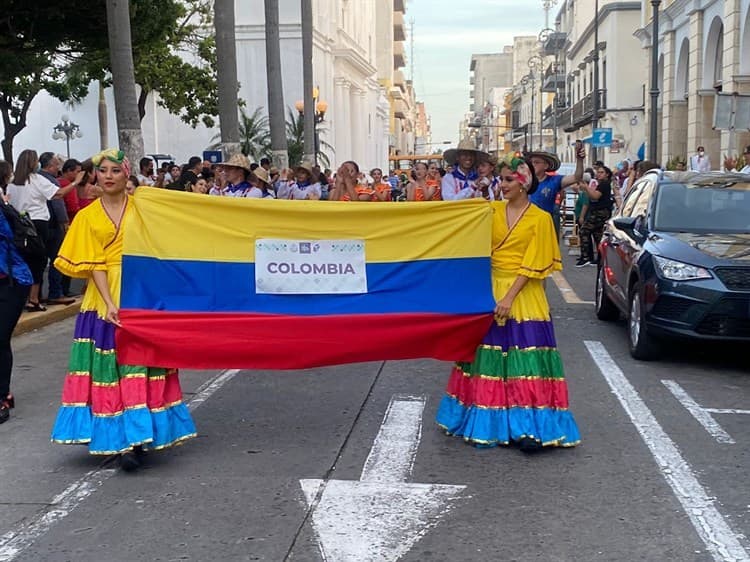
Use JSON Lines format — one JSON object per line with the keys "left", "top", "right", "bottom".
{"left": 436, "top": 153, "right": 580, "bottom": 452}
{"left": 50, "top": 149, "right": 196, "bottom": 471}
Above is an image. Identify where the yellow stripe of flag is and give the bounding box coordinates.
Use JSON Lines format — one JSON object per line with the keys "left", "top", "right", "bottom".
{"left": 125, "top": 188, "right": 493, "bottom": 263}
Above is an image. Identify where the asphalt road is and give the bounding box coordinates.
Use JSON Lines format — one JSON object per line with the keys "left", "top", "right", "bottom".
{"left": 1, "top": 250, "right": 749, "bottom": 562}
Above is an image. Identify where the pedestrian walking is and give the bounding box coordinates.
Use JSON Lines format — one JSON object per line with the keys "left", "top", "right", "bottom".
{"left": 436, "top": 153, "right": 580, "bottom": 452}
{"left": 50, "top": 148, "right": 196, "bottom": 472}
{"left": 0, "top": 201, "right": 33, "bottom": 424}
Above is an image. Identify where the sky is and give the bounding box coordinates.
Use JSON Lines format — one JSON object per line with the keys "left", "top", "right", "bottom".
{"left": 408, "top": 0, "right": 548, "bottom": 147}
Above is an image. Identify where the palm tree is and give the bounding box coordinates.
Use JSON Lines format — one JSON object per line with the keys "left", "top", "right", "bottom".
{"left": 285, "top": 107, "right": 332, "bottom": 168}
{"left": 209, "top": 107, "right": 271, "bottom": 161}
{"left": 105, "top": 0, "right": 144, "bottom": 163}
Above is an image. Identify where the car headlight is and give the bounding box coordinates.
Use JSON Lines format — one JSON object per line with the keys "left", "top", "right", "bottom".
{"left": 652, "top": 256, "right": 712, "bottom": 281}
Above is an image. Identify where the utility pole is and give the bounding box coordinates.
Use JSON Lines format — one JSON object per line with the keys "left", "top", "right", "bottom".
{"left": 265, "top": 0, "right": 289, "bottom": 169}
{"left": 301, "top": 0, "right": 315, "bottom": 164}
{"left": 591, "top": 0, "right": 600, "bottom": 164}
{"left": 214, "top": 0, "right": 240, "bottom": 159}
{"left": 649, "top": 1, "right": 662, "bottom": 163}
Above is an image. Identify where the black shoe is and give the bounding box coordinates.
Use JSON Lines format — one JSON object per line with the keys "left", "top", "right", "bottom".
{"left": 0, "top": 403, "right": 9, "bottom": 424}
{"left": 518, "top": 437, "right": 543, "bottom": 454}
{"left": 575, "top": 258, "right": 591, "bottom": 268}
{"left": 119, "top": 451, "right": 141, "bottom": 472}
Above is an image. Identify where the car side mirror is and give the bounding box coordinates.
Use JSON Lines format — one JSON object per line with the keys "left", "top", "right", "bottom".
{"left": 613, "top": 215, "right": 647, "bottom": 240}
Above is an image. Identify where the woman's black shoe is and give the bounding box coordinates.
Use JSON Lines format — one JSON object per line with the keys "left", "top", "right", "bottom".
{"left": 0, "top": 404, "right": 9, "bottom": 424}
{"left": 119, "top": 451, "right": 141, "bottom": 472}
{"left": 518, "top": 437, "right": 543, "bottom": 454}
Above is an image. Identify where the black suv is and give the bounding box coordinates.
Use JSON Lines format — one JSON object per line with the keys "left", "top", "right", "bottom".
{"left": 595, "top": 170, "right": 750, "bottom": 359}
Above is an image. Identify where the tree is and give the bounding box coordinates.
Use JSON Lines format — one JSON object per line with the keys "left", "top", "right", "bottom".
{"left": 285, "top": 108, "right": 332, "bottom": 168}
{"left": 0, "top": 1, "right": 101, "bottom": 163}
{"left": 264, "top": 0, "right": 288, "bottom": 169}
{"left": 106, "top": 0, "right": 144, "bottom": 163}
{"left": 214, "top": 0, "right": 240, "bottom": 157}
{"left": 209, "top": 107, "right": 271, "bottom": 161}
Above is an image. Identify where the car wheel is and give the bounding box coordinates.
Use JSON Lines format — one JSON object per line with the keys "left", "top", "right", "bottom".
{"left": 595, "top": 264, "right": 619, "bottom": 321}
{"left": 628, "top": 281, "right": 658, "bottom": 360}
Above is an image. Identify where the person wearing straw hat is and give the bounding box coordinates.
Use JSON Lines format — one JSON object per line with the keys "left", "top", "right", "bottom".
{"left": 526, "top": 144, "right": 585, "bottom": 216}
{"left": 214, "top": 153, "right": 253, "bottom": 197}
{"left": 244, "top": 167, "right": 276, "bottom": 199}
{"left": 277, "top": 161, "right": 322, "bottom": 200}
{"left": 441, "top": 139, "right": 494, "bottom": 201}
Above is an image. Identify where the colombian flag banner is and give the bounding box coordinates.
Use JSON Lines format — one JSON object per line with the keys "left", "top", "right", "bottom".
{"left": 117, "top": 188, "right": 495, "bottom": 369}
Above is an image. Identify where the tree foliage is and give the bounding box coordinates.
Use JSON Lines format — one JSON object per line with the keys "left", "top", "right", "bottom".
{"left": 210, "top": 107, "right": 271, "bottom": 161}
{"left": 0, "top": 0, "right": 219, "bottom": 163}
{"left": 285, "top": 107, "right": 332, "bottom": 168}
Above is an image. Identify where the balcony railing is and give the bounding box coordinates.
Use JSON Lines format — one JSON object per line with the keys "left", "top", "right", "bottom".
{"left": 541, "top": 63, "right": 566, "bottom": 93}
{"left": 570, "top": 89, "right": 607, "bottom": 129}
{"left": 541, "top": 31, "right": 567, "bottom": 57}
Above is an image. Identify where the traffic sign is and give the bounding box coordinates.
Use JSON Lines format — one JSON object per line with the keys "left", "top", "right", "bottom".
{"left": 592, "top": 128, "right": 613, "bottom": 148}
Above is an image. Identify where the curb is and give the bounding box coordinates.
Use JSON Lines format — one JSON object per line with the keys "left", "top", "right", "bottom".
{"left": 13, "top": 298, "right": 82, "bottom": 337}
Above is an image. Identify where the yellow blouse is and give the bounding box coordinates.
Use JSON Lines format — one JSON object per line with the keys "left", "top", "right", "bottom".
{"left": 54, "top": 197, "right": 132, "bottom": 314}
{"left": 490, "top": 200, "right": 562, "bottom": 279}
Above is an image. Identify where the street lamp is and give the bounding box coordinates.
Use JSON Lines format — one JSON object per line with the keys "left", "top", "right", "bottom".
{"left": 649, "top": 0, "right": 661, "bottom": 163}
{"left": 295, "top": 86, "right": 328, "bottom": 166}
{"left": 528, "top": 55, "right": 545, "bottom": 151}
{"left": 51, "top": 115, "right": 83, "bottom": 159}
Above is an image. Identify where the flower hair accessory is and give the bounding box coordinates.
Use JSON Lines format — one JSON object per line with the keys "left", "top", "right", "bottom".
{"left": 92, "top": 148, "right": 131, "bottom": 177}
{"left": 500, "top": 152, "right": 532, "bottom": 190}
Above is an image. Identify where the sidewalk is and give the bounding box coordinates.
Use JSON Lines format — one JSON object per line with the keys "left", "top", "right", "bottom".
{"left": 12, "top": 297, "right": 82, "bottom": 337}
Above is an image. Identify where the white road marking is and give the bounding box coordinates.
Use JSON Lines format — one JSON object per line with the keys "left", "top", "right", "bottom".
{"left": 551, "top": 271, "right": 595, "bottom": 305}
{"left": 0, "top": 369, "right": 240, "bottom": 562}
{"left": 706, "top": 409, "right": 750, "bottom": 415}
{"left": 662, "top": 380, "right": 736, "bottom": 444}
{"left": 300, "top": 394, "right": 466, "bottom": 562}
{"left": 585, "top": 341, "right": 749, "bottom": 562}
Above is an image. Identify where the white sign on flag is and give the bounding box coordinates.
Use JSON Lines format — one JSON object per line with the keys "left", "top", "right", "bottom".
{"left": 255, "top": 239, "right": 368, "bottom": 294}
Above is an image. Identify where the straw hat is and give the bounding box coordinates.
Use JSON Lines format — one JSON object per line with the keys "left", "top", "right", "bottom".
{"left": 222, "top": 153, "right": 253, "bottom": 173}
{"left": 295, "top": 161, "right": 314, "bottom": 174}
{"left": 254, "top": 166, "right": 271, "bottom": 185}
{"left": 443, "top": 139, "right": 490, "bottom": 166}
{"left": 525, "top": 151, "right": 561, "bottom": 172}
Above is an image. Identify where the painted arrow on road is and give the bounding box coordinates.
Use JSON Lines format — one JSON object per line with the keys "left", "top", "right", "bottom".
{"left": 300, "top": 395, "right": 466, "bottom": 562}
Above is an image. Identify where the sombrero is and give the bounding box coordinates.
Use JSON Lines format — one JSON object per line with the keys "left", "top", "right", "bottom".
{"left": 443, "top": 139, "right": 490, "bottom": 166}
{"left": 525, "top": 151, "right": 561, "bottom": 172}
{"left": 221, "top": 153, "right": 253, "bottom": 173}
{"left": 295, "top": 161, "right": 314, "bottom": 174}
{"left": 253, "top": 166, "right": 271, "bottom": 185}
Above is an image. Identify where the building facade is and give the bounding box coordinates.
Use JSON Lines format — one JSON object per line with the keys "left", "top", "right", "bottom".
{"left": 641, "top": 0, "right": 750, "bottom": 169}
{"left": 549, "top": 0, "right": 646, "bottom": 165}
{"left": 16, "top": 0, "right": 414, "bottom": 171}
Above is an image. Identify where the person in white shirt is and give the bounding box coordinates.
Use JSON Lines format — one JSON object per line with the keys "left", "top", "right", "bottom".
{"left": 440, "top": 139, "right": 494, "bottom": 201}
{"left": 724, "top": 146, "right": 750, "bottom": 174}
{"left": 689, "top": 146, "right": 712, "bottom": 172}
{"left": 277, "top": 162, "right": 322, "bottom": 200}
{"left": 6, "top": 149, "right": 77, "bottom": 311}
{"left": 244, "top": 167, "right": 276, "bottom": 199}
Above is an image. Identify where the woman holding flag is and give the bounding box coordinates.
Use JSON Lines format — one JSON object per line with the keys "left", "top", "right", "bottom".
{"left": 436, "top": 153, "right": 580, "bottom": 452}
{"left": 50, "top": 149, "right": 196, "bottom": 472}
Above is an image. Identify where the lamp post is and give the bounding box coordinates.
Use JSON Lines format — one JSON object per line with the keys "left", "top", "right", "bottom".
{"left": 592, "top": 0, "right": 600, "bottom": 164}
{"left": 528, "top": 55, "right": 544, "bottom": 151}
{"left": 649, "top": 0, "right": 661, "bottom": 163}
{"left": 521, "top": 74, "right": 534, "bottom": 151}
{"left": 51, "top": 115, "right": 82, "bottom": 159}
{"left": 295, "top": 86, "right": 328, "bottom": 166}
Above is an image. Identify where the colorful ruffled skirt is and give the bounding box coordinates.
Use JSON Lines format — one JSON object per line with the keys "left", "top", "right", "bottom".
{"left": 436, "top": 270, "right": 580, "bottom": 448}
{"left": 51, "top": 310, "right": 197, "bottom": 455}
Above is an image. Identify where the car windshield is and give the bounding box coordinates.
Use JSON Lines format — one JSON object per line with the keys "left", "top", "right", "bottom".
{"left": 653, "top": 182, "right": 750, "bottom": 233}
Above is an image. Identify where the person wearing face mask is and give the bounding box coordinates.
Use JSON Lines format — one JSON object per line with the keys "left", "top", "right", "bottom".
{"left": 689, "top": 146, "right": 711, "bottom": 172}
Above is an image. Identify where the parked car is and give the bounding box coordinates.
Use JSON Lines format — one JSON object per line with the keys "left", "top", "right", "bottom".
{"left": 595, "top": 170, "right": 750, "bottom": 359}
